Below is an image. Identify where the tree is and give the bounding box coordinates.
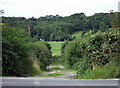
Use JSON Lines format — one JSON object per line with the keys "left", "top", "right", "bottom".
{"left": 112, "top": 12, "right": 120, "bottom": 30}
{"left": 2, "top": 26, "right": 34, "bottom": 76}
{"left": 99, "top": 22, "right": 106, "bottom": 31}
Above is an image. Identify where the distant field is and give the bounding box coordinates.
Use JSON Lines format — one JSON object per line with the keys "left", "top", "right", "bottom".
{"left": 48, "top": 41, "right": 64, "bottom": 56}
{"left": 72, "top": 31, "right": 82, "bottom": 39}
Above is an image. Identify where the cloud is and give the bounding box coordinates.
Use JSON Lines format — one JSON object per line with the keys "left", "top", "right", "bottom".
{"left": 0, "top": 0, "right": 119, "bottom": 18}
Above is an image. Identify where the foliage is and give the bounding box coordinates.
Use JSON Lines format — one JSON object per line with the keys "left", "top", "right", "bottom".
{"left": 50, "top": 32, "right": 73, "bottom": 41}
{"left": 112, "top": 12, "right": 120, "bottom": 30}
{"left": 2, "top": 27, "right": 40, "bottom": 76}
{"left": 61, "top": 41, "right": 69, "bottom": 54}
{"left": 51, "top": 59, "right": 60, "bottom": 66}
{"left": 2, "top": 27, "right": 52, "bottom": 76}
{"left": 76, "top": 63, "right": 120, "bottom": 79}
{"left": 62, "top": 28, "right": 120, "bottom": 79}
{"left": 2, "top": 12, "right": 119, "bottom": 78}
{"left": 31, "top": 41, "right": 52, "bottom": 70}
{"left": 2, "top": 12, "right": 116, "bottom": 41}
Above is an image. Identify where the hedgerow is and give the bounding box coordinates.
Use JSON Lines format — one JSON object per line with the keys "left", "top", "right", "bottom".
{"left": 61, "top": 29, "right": 120, "bottom": 79}
{"left": 2, "top": 27, "right": 52, "bottom": 76}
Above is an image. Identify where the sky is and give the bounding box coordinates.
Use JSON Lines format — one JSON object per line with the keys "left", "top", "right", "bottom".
{"left": 0, "top": 0, "right": 119, "bottom": 18}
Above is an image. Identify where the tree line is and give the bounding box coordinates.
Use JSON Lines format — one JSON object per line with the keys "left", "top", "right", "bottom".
{"left": 2, "top": 12, "right": 117, "bottom": 41}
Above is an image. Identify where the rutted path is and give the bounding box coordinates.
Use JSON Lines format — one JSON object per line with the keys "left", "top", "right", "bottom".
{"left": 35, "top": 59, "right": 76, "bottom": 79}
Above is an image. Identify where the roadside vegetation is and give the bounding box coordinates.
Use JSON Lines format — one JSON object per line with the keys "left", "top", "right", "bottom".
{"left": 61, "top": 29, "right": 120, "bottom": 79}
{"left": 61, "top": 13, "right": 120, "bottom": 79}
{"left": 2, "top": 26, "right": 52, "bottom": 76}
{"left": 2, "top": 12, "right": 120, "bottom": 79}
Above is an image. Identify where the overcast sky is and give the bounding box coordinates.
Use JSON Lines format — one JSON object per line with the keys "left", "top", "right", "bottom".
{"left": 0, "top": 0, "right": 119, "bottom": 18}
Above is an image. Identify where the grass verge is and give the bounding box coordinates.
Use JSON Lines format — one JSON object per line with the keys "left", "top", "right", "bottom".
{"left": 76, "top": 63, "right": 119, "bottom": 79}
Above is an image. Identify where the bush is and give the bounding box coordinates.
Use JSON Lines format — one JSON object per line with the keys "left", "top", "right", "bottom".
{"left": 39, "top": 41, "right": 52, "bottom": 50}
{"left": 61, "top": 41, "right": 69, "bottom": 54}
{"left": 62, "top": 29, "right": 120, "bottom": 79}
{"left": 2, "top": 27, "right": 52, "bottom": 76}
{"left": 62, "top": 38, "right": 88, "bottom": 69}
{"left": 2, "top": 27, "right": 40, "bottom": 76}
{"left": 31, "top": 41, "right": 52, "bottom": 70}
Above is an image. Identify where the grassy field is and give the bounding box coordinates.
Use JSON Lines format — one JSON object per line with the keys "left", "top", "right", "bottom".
{"left": 48, "top": 41, "right": 64, "bottom": 56}
{"left": 72, "top": 31, "right": 82, "bottom": 39}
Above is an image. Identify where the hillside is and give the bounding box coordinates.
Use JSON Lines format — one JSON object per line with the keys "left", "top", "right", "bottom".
{"left": 2, "top": 12, "right": 117, "bottom": 41}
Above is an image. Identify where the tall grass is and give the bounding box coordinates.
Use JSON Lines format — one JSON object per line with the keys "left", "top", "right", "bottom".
{"left": 76, "top": 63, "right": 119, "bottom": 79}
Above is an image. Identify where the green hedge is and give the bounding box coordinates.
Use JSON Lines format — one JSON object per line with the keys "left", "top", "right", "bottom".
{"left": 31, "top": 41, "right": 52, "bottom": 70}
{"left": 62, "top": 29, "right": 120, "bottom": 79}
{"left": 2, "top": 27, "right": 52, "bottom": 76}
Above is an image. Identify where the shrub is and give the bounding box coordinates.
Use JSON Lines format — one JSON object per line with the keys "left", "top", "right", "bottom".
{"left": 2, "top": 27, "right": 40, "bottom": 76}
{"left": 61, "top": 41, "right": 69, "bottom": 54}
{"left": 2, "top": 27, "right": 52, "bottom": 76}
{"left": 31, "top": 41, "right": 52, "bottom": 70}
{"left": 62, "top": 29, "right": 120, "bottom": 79}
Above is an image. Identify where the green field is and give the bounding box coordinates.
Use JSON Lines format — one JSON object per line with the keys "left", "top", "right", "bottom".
{"left": 72, "top": 31, "right": 82, "bottom": 39}
{"left": 48, "top": 41, "right": 64, "bottom": 56}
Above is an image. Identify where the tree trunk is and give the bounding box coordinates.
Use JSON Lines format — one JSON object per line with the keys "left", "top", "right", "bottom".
{"left": 92, "top": 62, "right": 96, "bottom": 70}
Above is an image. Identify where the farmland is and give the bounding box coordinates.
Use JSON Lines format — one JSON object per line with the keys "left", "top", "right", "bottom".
{"left": 48, "top": 41, "right": 64, "bottom": 56}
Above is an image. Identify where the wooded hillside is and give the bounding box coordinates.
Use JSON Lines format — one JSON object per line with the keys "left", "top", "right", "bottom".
{"left": 2, "top": 12, "right": 117, "bottom": 41}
